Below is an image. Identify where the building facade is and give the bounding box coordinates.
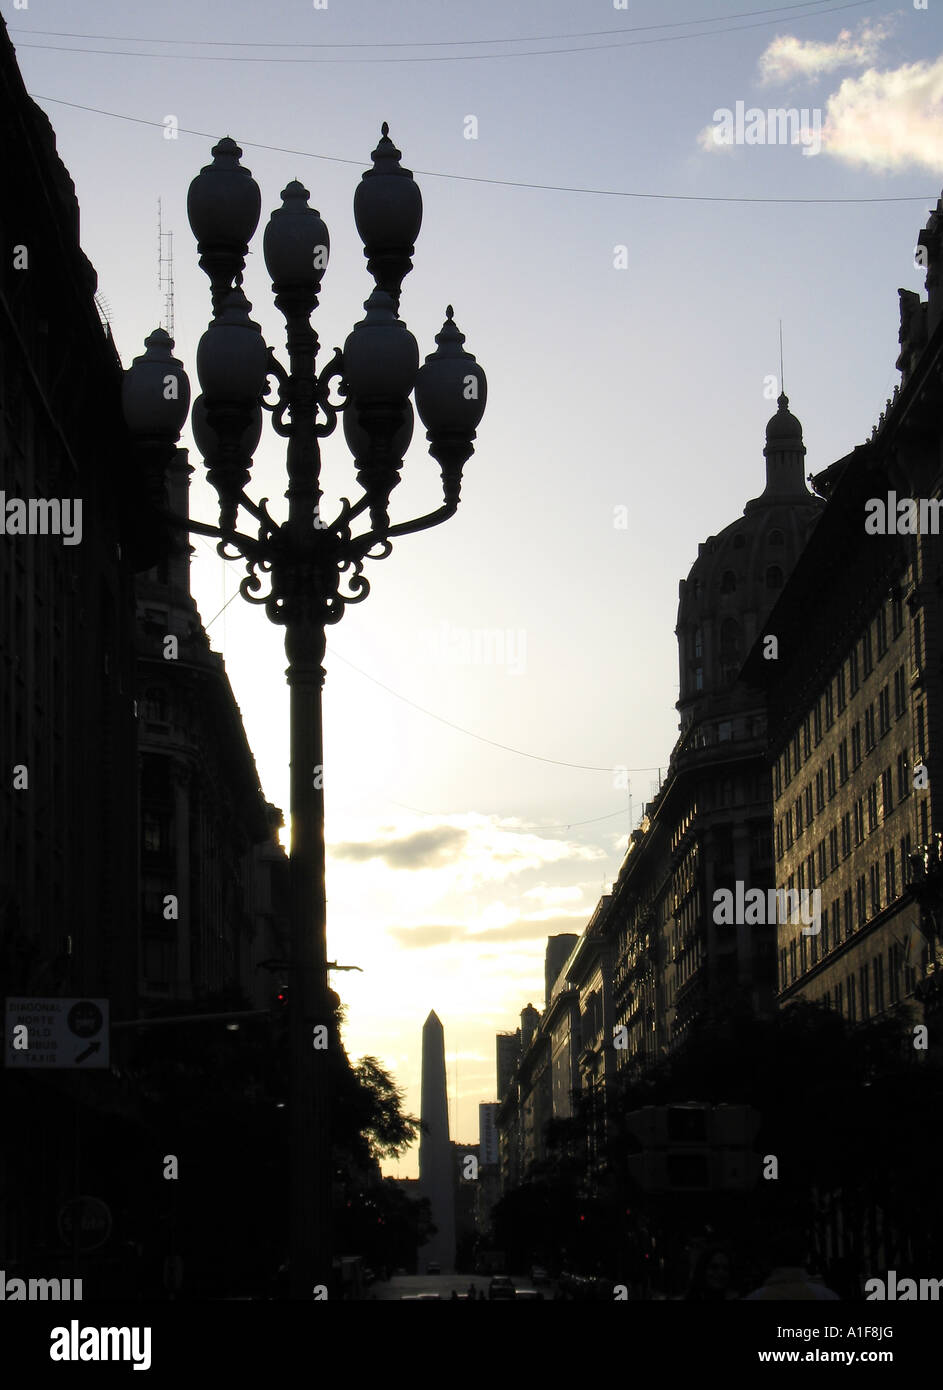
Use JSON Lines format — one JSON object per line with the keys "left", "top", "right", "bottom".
{"left": 745, "top": 200, "right": 943, "bottom": 1032}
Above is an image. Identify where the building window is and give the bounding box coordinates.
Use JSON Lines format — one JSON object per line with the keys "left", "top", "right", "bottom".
{"left": 867, "top": 783, "right": 879, "bottom": 834}
{"left": 695, "top": 666, "right": 704, "bottom": 691}
{"left": 837, "top": 666, "right": 846, "bottom": 713}
{"left": 876, "top": 606, "right": 888, "bottom": 657}
{"left": 894, "top": 665, "right": 906, "bottom": 718}
{"left": 790, "top": 939, "right": 797, "bottom": 982}
{"left": 856, "top": 875, "right": 867, "bottom": 926}
{"left": 824, "top": 684, "right": 834, "bottom": 728}
{"left": 889, "top": 944, "right": 900, "bottom": 1003}
{"left": 827, "top": 756, "right": 836, "bottom": 800}
{"left": 815, "top": 770, "right": 825, "bottom": 811}
{"left": 776, "top": 821, "right": 784, "bottom": 860}
{"left": 766, "top": 566, "right": 784, "bottom": 589}
{"left": 784, "top": 746, "right": 792, "bottom": 785}
{"left": 829, "top": 828, "right": 839, "bottom": 872}
{"left": 892, "top": 588, "right": 904, "bottom": 638}
{"left": 721, "top": 570, "right": 737, "bottom": 594}
{"left": 800, "top": 935, "right": 807, "bottom": 973}
{"left": 805, "top": 784, "right": 814, "bottom": 824}
{"left": 854, "top": 798, "right": 865, "bottom": 845}
{"left": 900, "top": 833, "right": 912, "bottom": 889}
{"left": 849, "top": 648, "right": 859, "bottom": 694}
{"left": 851, "top": 722, "right": 862, "bottom": 768}
{"left": 822, "top": 907, "right": 830, "bottom": 953}
{"left": 897, "top": 750, "right": 910, "bottom": 801}
{"left": 843, "top": 889, "right": 853, "bottom": 939}
{"left": 795, "top": 796, "right": 804, "bottom": 837}
{"left": 141, "top": 687, "right": 168, "bottom": 723}
{"left": 848, "top": 973, "right": 857, "bottom": 1022}
{"left": 878, "top": 685, "right": 890, "bottom": 736}
{"left": 839, "top": 738, "right": 849, "bottom": 783}
{"left": 769, "top": 529, "right": 784, "bottom": 546}
{"left": 841, "top": 813, "right": 851, "bottom": 859}
{"left": 818, "top": 838, "right": 827, "bottom": 881}
{"left": 861, "top": 963, "right": 871, "bottom": 1018}
{"left": 881, "top": 766, "right": 893, "bottom": 820}
{"left": 814, "top": 702, "right": 823, "bottom": 745}
{"left": 885, "top": 850, "right": 896, "bottom": 903}
{"left": 864, "top": 704, "right": 876, "bottom": 751}
{"left": 803, "top": 718, "right": 812, "bottom": 760}
{"left": 785, "top": 808, "right": 794, "bottom": 848}
{"left": 694, "top": 627, "right": 703, "bottom": 659}
{"left": 869, "top": 862, "right": 881, "bottom": 914}
{"left": 862, "top": 629, "right": 873, "bottom": 678}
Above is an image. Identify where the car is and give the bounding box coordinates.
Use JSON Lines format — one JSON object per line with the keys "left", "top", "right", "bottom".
{"left": 514, "top": 1288, "right": 543, "bottom": 1299}
{"left": 426, "top": 1261, "right": 441, "bottom": 1275}
{"left": 530, "top": 1265, "right": 549, "bottom": 1286}
{"left": 488, "top": 1275, "right": 515, "bottom": 1300}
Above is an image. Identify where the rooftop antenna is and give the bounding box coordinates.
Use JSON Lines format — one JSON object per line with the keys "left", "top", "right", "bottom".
{"left": 779, "top": 319, "right": 785, "bottom": 397}
{"left": 158, "top": 198, "right": 175, "bottom": 337}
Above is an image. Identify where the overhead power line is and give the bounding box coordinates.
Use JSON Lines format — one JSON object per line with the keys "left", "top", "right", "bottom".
{"left": 7, "top": 4, "right": 874, "bottom": 50}
{"left": 328, "top": 646, "right": 663, "bottom": 773}
{"left": 12, "top": 2, "right": 879, "bottom": 64}
{"left": 27, "top": 96, "right": 935, "bottom": 204}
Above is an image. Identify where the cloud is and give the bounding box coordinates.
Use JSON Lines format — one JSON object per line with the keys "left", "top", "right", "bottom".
{"left": 696, "top": 122, "right": 737, "bottom": 154}
{"left": 819, "top": 56, "right": 943, "bottom": 174}
{"left": 388, "top": 924, "right": 467, "bottom": 948}
{"left": 331, "top": 812, "right": 605, "bottom": 881}
{"left": 388, "top": 910, "right": 588, "bottom": 950}
{"left": 331, "top": 825, "right": 468, "bottom": 869}
{"left": 522, "top": 883, "right": 588, "bottom": 906}
{"left": 758, "top": 22, "right": 889, "bottom": 86}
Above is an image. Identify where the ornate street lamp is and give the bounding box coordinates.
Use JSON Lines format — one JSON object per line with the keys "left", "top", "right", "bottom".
{"left": 122, "top": 127, "right": 486, "bottom": 1299}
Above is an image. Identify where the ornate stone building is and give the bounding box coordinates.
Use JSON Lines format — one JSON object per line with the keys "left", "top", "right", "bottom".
{"left": 609, "top": 395, "right": 823, "bottom": 1075}
{"left": 135, "top": 445, "right": 289, "bottom": 1006}
{"left": 744, "top": 195, "right": 943, "bottom": 1034}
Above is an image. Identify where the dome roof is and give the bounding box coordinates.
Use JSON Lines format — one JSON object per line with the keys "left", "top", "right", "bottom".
{"left": 765, "top": 392, "right": 803, "bottom": 445}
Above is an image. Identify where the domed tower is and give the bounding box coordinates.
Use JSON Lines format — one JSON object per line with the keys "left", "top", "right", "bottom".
{"left": 676, "top": 394, "right": 823, "bottom": 733}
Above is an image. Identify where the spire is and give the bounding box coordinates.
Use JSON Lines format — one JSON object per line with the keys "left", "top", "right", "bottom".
{"left": 744, "top": 392, "right": 809, "bottom": 511}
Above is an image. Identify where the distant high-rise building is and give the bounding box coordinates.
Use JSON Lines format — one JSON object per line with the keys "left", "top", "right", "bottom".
{"left": 545, "top": 933, "right": 578, "bottom": 1006}
{"left": 418, "top": 1009, "right": 455, "bottom": 1271}
{"left": 479, "top": 1102, "right": 499, "bottom": 1166}
{"left": 520, "top": 1003, "right": 540, "bottom": 1050}
{"left": 495, "top": 1029, "right": 520, "bottom": 1101}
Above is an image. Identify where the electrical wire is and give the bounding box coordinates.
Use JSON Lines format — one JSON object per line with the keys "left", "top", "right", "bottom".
{"left": 7, "top": 3, "right": 874, "bottom": 50}
{"left": 27, "top": 96, "right": 935, "bottom": 204}
{"left": 12, "top": 3, "right": 880, "bottom": 65}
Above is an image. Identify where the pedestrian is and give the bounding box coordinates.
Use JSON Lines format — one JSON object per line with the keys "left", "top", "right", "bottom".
{"left": 683, "top": 1245, "right": 739, "bottom": 1301}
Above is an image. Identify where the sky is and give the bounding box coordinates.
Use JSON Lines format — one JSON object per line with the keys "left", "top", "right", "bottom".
{"left": 6, "top": 0, "right": 943, "bottom": 1176}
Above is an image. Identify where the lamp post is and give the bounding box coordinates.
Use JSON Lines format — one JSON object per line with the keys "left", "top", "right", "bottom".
{"left": 122, "top": 125, "right": 487, "bottom": 1299}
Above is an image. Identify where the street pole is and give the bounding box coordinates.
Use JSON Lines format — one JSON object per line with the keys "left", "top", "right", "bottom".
{"left": 122, "top": 126, "right": 487, "bottom": 1300}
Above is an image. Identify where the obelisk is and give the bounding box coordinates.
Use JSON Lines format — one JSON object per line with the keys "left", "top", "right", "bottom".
{"left": 418, "top": 1009, "right": 455, "bottom": 1272}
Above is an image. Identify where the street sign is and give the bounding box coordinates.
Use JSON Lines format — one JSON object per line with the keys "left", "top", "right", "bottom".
{"left": 58, "top": 1196, "right": 113, "bottom": 1252}
{"left": 4, "top": 997, "right": 109, "bottom": 1068}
